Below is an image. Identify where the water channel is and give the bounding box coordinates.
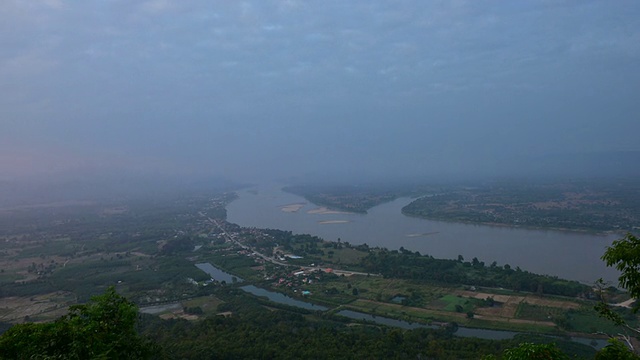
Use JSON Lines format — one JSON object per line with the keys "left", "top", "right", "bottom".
{"left": 227, "top": 185, "right": 620, "bottom": 283}
{"left": 240, "top": 285, "right": 328, "bottom": 311}
{"left": 194, "top": 261, "right": 607, "bottom": 349}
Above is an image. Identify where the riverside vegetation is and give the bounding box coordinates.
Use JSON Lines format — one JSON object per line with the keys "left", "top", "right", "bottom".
{"left": 0, "top": 186, "right": 638, "bottom": 358}
{"left": 285, "top": 179, "right": 640, "bottom": 233}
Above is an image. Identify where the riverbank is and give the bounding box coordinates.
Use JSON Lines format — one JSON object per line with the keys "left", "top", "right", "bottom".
{"left": 227, "top": 187, "right": 621, "bottom": 284}
{"left": 400, "top": 209, "right": 625, "bottom": 236}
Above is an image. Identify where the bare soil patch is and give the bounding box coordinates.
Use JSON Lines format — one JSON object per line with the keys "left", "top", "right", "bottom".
{"left": 0, "top": 291, "right": 74, "bottom": 323}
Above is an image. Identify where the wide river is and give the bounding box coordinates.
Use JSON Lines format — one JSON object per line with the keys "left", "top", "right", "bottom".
{"left": 227, "top": 185, "right": 620, "bottom": 283}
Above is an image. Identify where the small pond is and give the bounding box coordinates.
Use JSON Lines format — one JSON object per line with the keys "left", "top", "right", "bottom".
{"left": 195, "top": 263, "right": 243, "bottom": 283}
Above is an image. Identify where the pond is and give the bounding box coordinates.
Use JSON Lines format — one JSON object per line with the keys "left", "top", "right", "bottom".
{"left": 195, "top": 262, "right": 243, "bottom": 283}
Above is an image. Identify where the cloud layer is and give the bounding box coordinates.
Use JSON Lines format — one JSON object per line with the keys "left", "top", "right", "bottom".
{"left": 2, "top": 0, "right": 639, "bottom": 181}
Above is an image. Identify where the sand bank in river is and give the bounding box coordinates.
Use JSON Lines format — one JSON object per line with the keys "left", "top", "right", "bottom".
{"left": 318, "top": 220, "right": 350, "bottom": 224}
{"left": 307, "top": 207, "right": 350, "bottom": 215}
{"left": 405, "top": 232, "right": 440, "bottom": 238}
{"left": 280, "top": 203, "right": 306, "bottom": 213}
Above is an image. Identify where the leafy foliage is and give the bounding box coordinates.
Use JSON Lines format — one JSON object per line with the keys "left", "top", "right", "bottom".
{"left": 0, "top": 286, "right": 154, "bottom": 359}
{"left": 594, "top": 233, "right": 640, "bottom": 357}
{"left": 595, "top": 339, "right": 640, "bottom": 359}
{"left": 360, "top": 248, "right": 589, "bottom": 296}
{"left": 502, "top": 342, "right": 570, "bottom": 360}
{"left": 602, "top": 233, "right": 640, "bottom": 312}
{"left": 402, "top": 180, "right": 640, "bottom": 232}
{"left": 140, "top": 289, "right": 509, "bottom": 359}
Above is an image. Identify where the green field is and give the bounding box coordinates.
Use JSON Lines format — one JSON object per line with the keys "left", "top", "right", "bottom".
{"left": 515, "top": 303, "right": 564, "bottom": 322}
{"left": 432, "top": 294, "right": 479, "bottom": 312}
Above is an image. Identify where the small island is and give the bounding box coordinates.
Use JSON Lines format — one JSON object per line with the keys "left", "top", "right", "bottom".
{"left": 285, "top": 179, "right": 640, "bottom": 233}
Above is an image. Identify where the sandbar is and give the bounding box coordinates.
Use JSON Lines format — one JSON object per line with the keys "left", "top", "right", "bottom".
{"left": 318, "top": 220, "right": 350, "bottom": 224}
{"left": 280, "top": 203, "right": 306, "bottom": 213}
{"left": 405, "top": 232, "right": 440, "bottom": 238}
{"left": 307, "top": 207, "right": 350, "bottom": 215}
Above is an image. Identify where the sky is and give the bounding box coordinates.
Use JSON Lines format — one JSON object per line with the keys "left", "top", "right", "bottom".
{"left": 1, "top": 0, "right": 639, "bottom": 184}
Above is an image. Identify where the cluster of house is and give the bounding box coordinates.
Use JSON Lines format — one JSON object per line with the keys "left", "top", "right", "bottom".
{"left": 271, "top": 267, "right": 334, "bottom": 296}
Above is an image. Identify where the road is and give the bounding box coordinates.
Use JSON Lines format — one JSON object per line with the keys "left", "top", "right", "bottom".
{"left": 205, "top": 216, "right": 380, "bottom": 277}
{"left": 208, "top": 217, "right": 290, "bottom": 267}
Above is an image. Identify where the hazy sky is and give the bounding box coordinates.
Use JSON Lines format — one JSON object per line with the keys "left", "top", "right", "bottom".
{"left": 2, "top": 0, "right": 639, "bottom": 183}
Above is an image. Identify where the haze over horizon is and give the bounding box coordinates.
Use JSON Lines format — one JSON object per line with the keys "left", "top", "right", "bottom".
{"left": 2, "top": 1, "right": 639, "bottom": 188}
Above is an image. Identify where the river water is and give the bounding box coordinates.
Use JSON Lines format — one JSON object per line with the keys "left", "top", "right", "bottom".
{"left": 227, "top": 185, "right": 620, "bottom": 283}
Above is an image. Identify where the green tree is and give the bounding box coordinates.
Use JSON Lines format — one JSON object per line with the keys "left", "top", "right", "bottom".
{"left": 596, "top": 339, "right": 640, "bottom": 359}
{"left": 602, "top": 233, "right": 640, "bottom": 309}
{"left": 481, "top": 343, "right": 569, "bottom": 360}
{"left": 502, "top": 342, "right": 569, "bottom": 360}
{"left": 595, "top": 233, "right": 640, "bottom": 355}
{"left": 0, "top": 286, "right": 154, "bottom": 359}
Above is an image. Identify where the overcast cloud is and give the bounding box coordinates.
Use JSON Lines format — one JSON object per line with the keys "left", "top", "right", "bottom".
{"left": 1, "top": 0, "right": 639, "bottom": 183}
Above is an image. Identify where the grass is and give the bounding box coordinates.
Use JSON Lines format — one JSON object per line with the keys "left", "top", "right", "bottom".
{"left": 568, "top": 313, "right": 618, "bottom": 334}
{"left": 515, "top": 303, "right": 564, "bottom": 322}
{"left": 304, "top": 276, "right": 454, "bottom": 308}
{"left": 344, "top": 299, "right": 562, "bottom": 334}
{"left": 464, "top": 318, "right": 561, "bottom": 334}
{"left": 203, "top": 254, "right": 259, "bottom": 280}
{"left": 182, "top": 295, "right": 224, "bottom": 315}
{"left": 16, "top": 242, "right": 74, "bottom": 259}
{"left": 321, "top": 246, "right": 368, "bottom": 265}
{"left": 0, "top": 272, "right": 24, "bottom": 284}
{"left": 566, "top": 308, "right": 629, "bottom": 334}
{"left": 336, "top": 294, "right": 569, "bottom": 334}
{"left": 435, "top": 294, "right": 478, "bottom": 312}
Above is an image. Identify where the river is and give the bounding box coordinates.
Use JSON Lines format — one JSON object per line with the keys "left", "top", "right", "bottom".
{"left": 227, "top": 185, "right": 620, "bottom": 283}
